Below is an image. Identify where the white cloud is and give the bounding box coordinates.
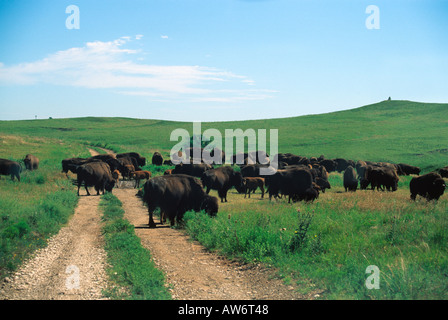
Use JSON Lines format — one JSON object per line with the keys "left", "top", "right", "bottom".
{"left": 161, "top": 35, "right": 169, "bottom": 39}
{"left": 0, "top": 36, "right": 273, "bottom": 102}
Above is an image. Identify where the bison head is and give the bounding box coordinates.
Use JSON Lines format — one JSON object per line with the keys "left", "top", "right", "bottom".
{"left": 201, "top": 195, "right": 219, "bottom": 217}
{"left": 105, "top": 180, "right": 116, "bottom": 193}
{"left": 231, "top": 171, "right": 243, "bottom": 189}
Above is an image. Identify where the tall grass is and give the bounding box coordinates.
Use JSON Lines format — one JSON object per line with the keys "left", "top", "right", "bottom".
{"left": 99, "top": 193, "right": 171, "bottom": 300}
{"left": 0, "top": 134, "right": 88, "bottom": 280}
{"left": 183, "top": 182, "right": 448, "bottom": 300}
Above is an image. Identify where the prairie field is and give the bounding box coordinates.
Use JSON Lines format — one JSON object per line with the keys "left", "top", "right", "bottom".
{"left": 0, "top": 100, "right": 447, "bottom": 299}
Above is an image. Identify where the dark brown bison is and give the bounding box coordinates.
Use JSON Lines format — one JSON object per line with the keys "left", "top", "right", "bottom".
{"left": 63, "top": 155, "right": 124, "bottom": 177}
{"left": 117, "top": 152, "right": 146, "bottom": 167}
{"left": 318, "top": 159, "right": 338, "bottom": 172}
{"left": 334, "top": 158, "right": 354, "bottom": 173}
{"left": 365, "top": 166, "right": 399, "bottom": 192}
{"left": 152, "top": 152, "right": 163, "bottom": 166}
{"left": 343, "top": 166, "right": 358, "bottom": 192}
{"left": 240, "top": 164, "right": 270, "bottom": 178}
{"left": 439, "top": 167, "right": 448, "bottom": 178}
{"left": 410, "top": 172, "right": 446, "bottom": 201}
{"left": 0, "top": 158, "right": 22, "bottom": 181}
{"left": 397, "top": 163, "right": 420, "bottom": 176}
{"left": 142, "top": 174, "right": 219, "bottom": 228}
{"left": 265, "top": 167, "right": 313, "bottom": 203}
{"left": 23, "top": 154, "right": 39, "bottom": 171}
{"left": 117, "top": 155, "right": 141, "bottom": 171}
{"left": 62, "top": 157, "right": 88, "bottom": 175}
{"left": 76, "top": 162, "right": 115, "bottom": 196}
{"left": 315, "top": 177, "right": 331, "bottom": 193}
{"left": 232, "top": 151, "right": 269, "bottom": 166}
{"left": 201, "top": 166, "right": 243, "bottom": 202}
{"left": 172, "top": 163, "right": 213, "bottom": 178}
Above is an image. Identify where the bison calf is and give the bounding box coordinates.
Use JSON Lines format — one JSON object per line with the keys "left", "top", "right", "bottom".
{"left": 130, "top": 170, "right": 152, "bottom": 188}
{"left": 242, "top": 177, "right": 265, "bottom": 199}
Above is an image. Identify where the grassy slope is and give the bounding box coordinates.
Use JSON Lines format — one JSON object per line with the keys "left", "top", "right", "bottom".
{"left": 0, "top": 134, "right": 89, "bottom": 278}
{"left": 1, "top": 100, "right": 447, "bottom": 299}
{"left": 1, "top": 100, "right": 447, "bottom": 171}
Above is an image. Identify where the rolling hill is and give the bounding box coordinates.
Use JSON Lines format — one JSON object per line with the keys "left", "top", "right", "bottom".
{"left": 1, "top": 100, "right": 447, "bottom": 172}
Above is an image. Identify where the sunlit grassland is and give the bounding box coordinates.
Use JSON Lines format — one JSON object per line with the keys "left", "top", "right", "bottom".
{"left": 1, "top": 101, "right": 447, "bottom": 172}
{"left": 185, "top": 173, "right": 448, "bottom": 299}
{"left": 0, "top": 134, "right": 89, "bottom": 278}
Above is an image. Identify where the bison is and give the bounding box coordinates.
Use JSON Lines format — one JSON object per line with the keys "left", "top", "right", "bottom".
{"left": 201, "top": 166, "right": 243, "bottom": 202}
{"left": 130, "top": 170, "right": 152, "bottom": 188}
{"left": 76, "top": 161, "right": 115, "bottom": 196}
{"left": 23, "top": 154, "right": 39, "bottom": 171}
{"left": 172, "top": 163, "right": 213, "bottom": 178}
{"left": 142, "top": 174, "right": 219, "bottom": 228}
{"left": 410, "top": 172, "right": 446, "bottom": 201}
{"left": 152, "top": 152, "right": 163, "bottom": 166}
{"left": 397, "top": 163, "right": 421, "bottom": 176}
{"left": 265, "top": 167, "right": 313, "bottom": 203}
{"left": 0, "top": 158, "right": 22, "bottom": 181}
{"left": 343, "top": 166, "right": 358, "bottom": 192}
{"left": 439, "top": 167, "right": 448, "bottom": 178}
{"left": 363, "top": 166, "right": 399, "bottom": 192}
{"left": 242, "top": 177, "right": 265, "bottom": 199}
{"left": 117, "top": 152, "right": 146, "bottom": 167}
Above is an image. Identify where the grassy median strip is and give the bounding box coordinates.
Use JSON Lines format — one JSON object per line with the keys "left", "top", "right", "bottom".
{"left": 99, "top": 193, "right": 171, "bottom": 300}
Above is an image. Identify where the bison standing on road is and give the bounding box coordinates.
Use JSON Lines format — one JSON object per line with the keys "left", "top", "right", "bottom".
{"left": 143, "top": 174, "right": 219, "bottom": 228}
{"left": 201, "top": 166, "right": 243, "bottom": 202}
{"left": 76, "top": 161, "right": 115, "bottom": 196}
{"left": 0, "top": 158, "right": 22, "bottom": 181}
{"left": 24, "top": 154, "right": 39, "bottom": 171}
{"left": 410, "top": 172, "right": 446, "bottom": 201}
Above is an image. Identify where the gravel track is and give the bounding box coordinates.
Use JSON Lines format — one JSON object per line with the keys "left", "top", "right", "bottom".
{"left": 1, "top": 147, "right": 310, "bottom": 300}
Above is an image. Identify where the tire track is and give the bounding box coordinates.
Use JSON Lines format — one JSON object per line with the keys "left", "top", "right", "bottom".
{"left": 1, "top": 148, "right": 110, "bottom": 300}
{"left": 115, "top": 188, "right": 306, "bottom": 300}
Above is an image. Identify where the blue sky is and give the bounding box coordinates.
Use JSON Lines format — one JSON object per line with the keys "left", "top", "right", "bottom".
{"left": 0, "top": 0, "right": 447, "bottom": 121}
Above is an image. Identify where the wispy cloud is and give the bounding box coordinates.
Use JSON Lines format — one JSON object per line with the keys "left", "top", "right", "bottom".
{"left": 0, "top": 36, "right": 273, "bottom": 103}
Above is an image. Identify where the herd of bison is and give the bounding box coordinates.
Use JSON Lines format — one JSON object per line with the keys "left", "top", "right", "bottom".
{"left": 1, "top": 149, "right": 447, "bottom": 228}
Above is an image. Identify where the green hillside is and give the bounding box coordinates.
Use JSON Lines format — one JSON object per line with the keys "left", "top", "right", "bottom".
{"left": 1, "top": 100, "right": 447, "bottom": 171}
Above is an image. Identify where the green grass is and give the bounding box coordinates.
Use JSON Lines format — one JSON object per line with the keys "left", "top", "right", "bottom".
{"left": 1, "top": 100, "right": 447, "bottom": 299}
{"left": 99, "top": 193, "right": 171, "bottom": 300}
{"left": 183, "top": 176, "right": 448, "bottom": 300}
{"left": 1, "top": 100, "right": 447, "bottom": 171}
{"left": 0, "top": 134, "right": 87, "bottom": 279}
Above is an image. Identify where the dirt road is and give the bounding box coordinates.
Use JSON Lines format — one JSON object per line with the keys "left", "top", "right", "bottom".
{"left": 115, "top": 187, "right": 305, "bottom": 300}
{"left": 1, "top": 148, "right": 307, "bottom": 300}
{"left": 0, "top": 194, "right": 110, "bottom": 300}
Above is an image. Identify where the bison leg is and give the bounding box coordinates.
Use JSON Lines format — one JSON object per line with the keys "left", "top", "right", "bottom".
{"left": 85, "top": 184, "right": 91, "bottom": 196}
{"left": 148, "top": 211, "right": 157, "bottom": 228}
